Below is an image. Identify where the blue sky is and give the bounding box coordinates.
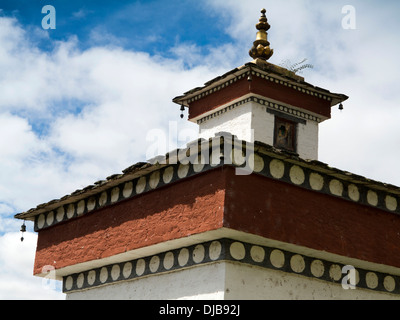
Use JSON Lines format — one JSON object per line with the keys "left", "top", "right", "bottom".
{"left": 1, "top": 0, "right": 231, "bottom": 55}
{"left": 0, "top": 0, "right": 400, "bottom": 299}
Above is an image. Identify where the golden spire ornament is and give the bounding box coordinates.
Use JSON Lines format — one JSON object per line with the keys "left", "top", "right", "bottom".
{"left": 249, "top": 8, "right": 274, "bottom": 61}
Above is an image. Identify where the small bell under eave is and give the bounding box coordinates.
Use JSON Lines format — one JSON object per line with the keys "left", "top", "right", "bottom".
{"left": 180, "top": 105, "right": 185, "bottom": 119}
{"left": 20, "top": 220, "right": 26, "bottom": 242}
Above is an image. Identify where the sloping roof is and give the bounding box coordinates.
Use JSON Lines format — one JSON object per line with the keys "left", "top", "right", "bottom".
{"left": 172, "top": 61, "right": 349, "bottom": 108}
{"left": 15, "top": 134, "right": 400, "bottom": 228}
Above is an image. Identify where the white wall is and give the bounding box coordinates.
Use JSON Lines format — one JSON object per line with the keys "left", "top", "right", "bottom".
{"left": 297, "top": 120, "right": 319, "bottom": 160}
{"left": 66, "top": 261, "right": 399, "bottom": 300}
{"left": 198, "top": 100, "right": 319, "bottom": 160}
{"left": 199, "top": 103, "right": 254, "bottom": 143}
{"left": 251, "top": 102, "right": 275, "bottom": 146}
{"left": 67, "top": 263, "right": 226, "bottom": 300}
{"left": 224, "top": 262, "right": 397, "bottom": 300}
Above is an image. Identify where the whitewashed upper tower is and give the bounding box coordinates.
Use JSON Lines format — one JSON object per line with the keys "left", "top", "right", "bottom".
{"left": 173, "top": 9, "right": 348, "bottom": 160}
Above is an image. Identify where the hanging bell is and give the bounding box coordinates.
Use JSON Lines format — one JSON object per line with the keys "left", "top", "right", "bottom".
{"left": 339, "top": 103, "right": 344, "bottom": 111}
{"left": 20, "top": 221, "right": 26, "bottom": 242}
{"left": 180, "top": 105, "right": 185, "bottom": 119}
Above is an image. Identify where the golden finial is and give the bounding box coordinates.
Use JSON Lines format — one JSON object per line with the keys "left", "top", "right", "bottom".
{"left": 249, "top": 9, "right": 274, "bottom": 61}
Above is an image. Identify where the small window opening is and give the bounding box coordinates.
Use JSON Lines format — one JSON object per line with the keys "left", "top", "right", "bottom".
{"left": 273, "top": 117, "right": 297, "bottom": 153}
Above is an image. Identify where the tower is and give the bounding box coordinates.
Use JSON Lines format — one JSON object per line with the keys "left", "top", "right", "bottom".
{"left": 173, "top": 9, "right": 348, "bottom": 160}
{"left": 15, "top": 9, "right": 400, "bottom": 301}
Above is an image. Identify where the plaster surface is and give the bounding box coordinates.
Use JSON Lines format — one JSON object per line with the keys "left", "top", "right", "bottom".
{"left": 66, "top": 261, "right": 399, "bottom": 300}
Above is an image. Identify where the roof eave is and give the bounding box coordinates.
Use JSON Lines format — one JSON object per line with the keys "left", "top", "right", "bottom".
{"left": 172, "top": 62, "right": 349, "bottom": 108}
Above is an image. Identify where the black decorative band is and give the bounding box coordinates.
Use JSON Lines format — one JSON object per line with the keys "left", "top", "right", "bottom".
{"left": 63, "top": 238, "right": 400, "bottom": 295}
{"left": 196, "top": 96, "right": 321, "bottom": 125}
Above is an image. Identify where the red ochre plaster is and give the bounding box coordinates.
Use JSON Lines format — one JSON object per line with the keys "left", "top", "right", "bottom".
{"left": 34, "top": 169, "right": 226, "bottom": 275}
{"left": 188, "top": 76, "right": 331, "bottom": 120}
{"left": 223, "top": 167, "right": 400, "bottom": 269}
{"left": 34, "top": 166, "right": 400, "bottom": 275}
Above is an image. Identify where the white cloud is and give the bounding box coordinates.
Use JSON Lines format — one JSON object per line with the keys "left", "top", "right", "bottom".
{"left": 71, "top": 8, "right": 93, "bottom": 20}
{"left": 0, "top": 113, "right": 63, "bottom": 211}
{"left": 0, "top": 215, "right": 20, "bottom": 235}
{"left": 0, "top": 17, "right": 217, "bottom": 214}
{"left": 0, "top": 232, "right": 65, "bottom": 300}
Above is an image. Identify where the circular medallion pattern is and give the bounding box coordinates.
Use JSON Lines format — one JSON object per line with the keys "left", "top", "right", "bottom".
{"left": 290, "top": 254, "right": 305, "bottom": 273}
{"left": 149, "top": 256, "right": 160, "bottom": 273}
{"left": 123, "top": 262, "right": 132, "bottom": 279}
{"left": 270, "top": 160, "right": 285, "bottom": 179}
{"left": 329, "top": 264, "right": 342, "bottom": 281}
{"left": 309, "top": 173, "right": 324, "bottom": 191}
{"left": 310, "top": 260, "right": 324, "bottom": 278}
{"left": 149, "top": 171, "right": 160, "bottom": 189}
{"left": 177, "top": 164, "right": 189, "bottom": 179}
{"left": 122, "top": 182, "right": 133, "bottom": 198}
{"left": 56, "top": 206, "right": 65, "bottom": 222}
{"left": 98, "top": 192, "right": 108, "bottom": 207}
{"left": 111, "top": 187, "right": 120, "bottom": 203}
{"left": 100, "top": 267, "right": 108, "bottom": 283}
{"left": 136, "top": 259, "right": 146, "bottom": 276}
{"left": 163, "top": 166, "right": 174, "bottom": 184}
{"left": 65, "top": 276, "right": 73, "bottom": 291}
{"left": 367, "top": 190, "right": 378, "bottom": 206}
{"left": 136, "top": 177, "right": 146, "bottom": 194}
{"left": 384, "top": 276, "right": 396, "bottom": 292}
{"left": 209, "top": 241, "right": 222, "bottom": 261}
{"left": 163, "top": 252, "right": 174, "bottom": 270}
{"left": 111, "top": 264, "right": 120, "bottom": 281}
{"left": 250, "top": 246, "right": 265, "bottom": 263}
{"left": 348, "top": 184, "right": 360, "bottom": 202}
{"left": 67, "top": 203, "right": 75, "bottom": 219}
{"left": 77, "top": 273, "right": 84, "bottom": 288}
{"left": 290, "top": 166, "right": 305, "bottom": 185}
{"left": 37, "top": 214, "right": 45, "bottom": 229}
{"left": 230, "top": 242, "right": 245, "bottom": 260}
{"left": 87, "top": 197, "right": 96, "bottom": 211}
{"left": 248, "top": 154, "right": 264, "bottom": 173}
{"left": 178, "top": 248, "right": 189, "bottom": 267}
{"left": 46, "top": 211, "right": 54, "bottom": 226}
{"left": 87, "top": 270, "right": 96, "bottom": 285}
{"left": 193, "top": 245, "right": 205, "bottom": 264}
{"left": 77, "top": 200, "right": 86, "bottom": 215}
{"left": 366, "top": 272, "right": 378, "bottom": 289}
{"left": 329, "top": 179, "right": 343, "bottom": 197}
{"left": 270, "top": 249, "right": 285, "bottom": 268}
{"left": 385, "top": 195, "right": 397, "bottom": 211}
